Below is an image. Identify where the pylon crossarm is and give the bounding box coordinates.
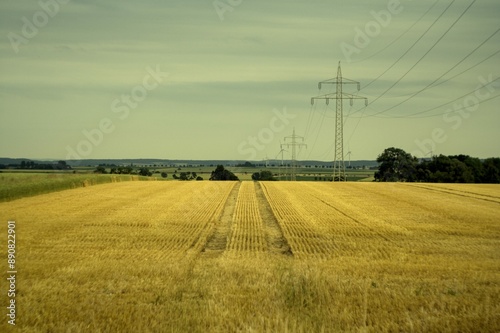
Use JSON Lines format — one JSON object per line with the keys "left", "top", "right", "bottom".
{"left": 312, "top": 93, "right": 366, "bottom": 100}
{"left": 318, "top": 78, "right": 359, "bottom": 90}
{"left": 311, "top": 95, "right": 368, "bottom": 106}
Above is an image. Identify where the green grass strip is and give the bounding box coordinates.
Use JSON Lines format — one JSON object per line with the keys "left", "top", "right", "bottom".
{"left": 0, "top": 173, "right": 154, "bottom": 202}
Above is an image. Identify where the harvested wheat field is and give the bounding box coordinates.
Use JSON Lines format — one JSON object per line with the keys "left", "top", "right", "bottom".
{"left": 1, "top": 181, "right": 499, "bottom": 332}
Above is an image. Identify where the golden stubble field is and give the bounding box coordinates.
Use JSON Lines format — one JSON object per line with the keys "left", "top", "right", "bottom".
{"left": 1, "top": 181, "right": 499, "bottom": 332}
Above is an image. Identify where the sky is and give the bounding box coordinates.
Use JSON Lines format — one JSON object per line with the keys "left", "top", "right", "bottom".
{"left": 0, "top": 0, "right": 499, "bottom": 161}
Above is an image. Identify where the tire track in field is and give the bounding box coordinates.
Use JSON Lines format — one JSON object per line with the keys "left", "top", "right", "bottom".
{"left": 308, "top": 193, "right": 403, "bottom": 248}
{"left": 200, "top": 182, "right": 240, "bottom": 257}
{"left": 255, "top": 182, "right": 293, "bottom": 256}
{"left": 403, "top": 184, "right": 500, "bottom": 204}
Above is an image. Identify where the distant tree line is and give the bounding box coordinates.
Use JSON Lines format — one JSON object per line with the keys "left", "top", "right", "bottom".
{"left": 375, "top": 147, "right": 500, "bottom": 183}
{"left": 236, "top": 161, "right": 256, "bottom": 168}
{"left": 251, "top": 170, "right": 276, "bottom": 181}
{"left": 110, "top": 166, "right": 134, "bottom": 175}
{"left": 94, "top": 166, "right": 153, "bottom": 177}
{"left": 3, "top": 160, "right": 72, "bottom": 170}
{"left": 93, "top": 166, "right": 210, "bottom": 180}
{"left": 173, "top": 171, "right": 203, "bottom": 181}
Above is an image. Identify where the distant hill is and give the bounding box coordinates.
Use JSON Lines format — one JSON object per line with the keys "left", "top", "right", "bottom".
{"left": 0, "top": 158, "right": 33, "bottom": 165}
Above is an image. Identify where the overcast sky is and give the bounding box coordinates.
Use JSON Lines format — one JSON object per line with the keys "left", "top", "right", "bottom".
{"left": 0, "top": 0, "right": 499, "bottom": 161}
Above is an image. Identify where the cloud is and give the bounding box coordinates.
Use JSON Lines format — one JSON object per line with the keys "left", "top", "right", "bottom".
{"left": 0, "top": 0, "right": 499, "bottom": 160}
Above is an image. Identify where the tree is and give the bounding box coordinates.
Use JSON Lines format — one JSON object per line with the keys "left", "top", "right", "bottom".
{"left": 210, "top": 165, "right": 239, "bottom": 181}
{"left": 196, "top": 176, "right": 204, "bottom": 181}
{"left": 374, "top": 147, "right": 418, "bottom": 182}
{"left": 139, "top": 167, "right": 152, "bottom": 177}
{"left": 161, "top": 172, "right": 168, "bottom": 179}
{"left": 425, "top": 155, "right": 473, "bottom": 183}
{"left": 378, "top": 150, "right": 500, "bottom": 183}
{"left": 482, "top": 158, "right": 500, "bottom": 183}
{"left": 415, "top": 155, "right": 474, "bottom": 183}
{"left": 94, "top": 166, "right": 107, "bottom": 174}
{"left": 450, "top": 155, "right": 483, "bottom": 182}
{"left": 57, "top": 160, "right": 69, "bottom": 170}
{"left": 179, "top": 172, "right": 189, "bottom": 180}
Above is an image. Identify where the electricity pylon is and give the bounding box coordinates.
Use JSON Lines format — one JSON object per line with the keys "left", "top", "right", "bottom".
{"left": 346, "top": 150, "right": 352, "bottom": 168}
{"left": 281, "top": 128, "right": 306, "bottom": 181}
{"left": 311, "top": 61, "right": 367, "bottom": 182}
{"left": 276, "top": 147, "right": 288, "bottom": 181}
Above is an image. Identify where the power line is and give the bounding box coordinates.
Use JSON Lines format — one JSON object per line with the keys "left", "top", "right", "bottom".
{"left": 363, "top": 0, "right": 452, "bottom": 90}
{"left": 414, "top": 48, "right": 500, "bottom": 92}
{"left": 347, "top": 83, "right": 499, "bottom": 120}
{"left": 407, "top": 93, "right": 500, "bottom": 118}
{"left": 351, "top": 0, "right": 442, "bottom": 64}
{"left": 368, "top": 26, "right": 499, "bottom": 117}
{"left": 305, "top": 103, "right": 328, "bottom": 160}
{"left": 346, "top": 47, "right": 500, "bottom": 119}
{"left": 366, "top": 0, "right": 476, "bottom": 107}
{"left": 383, "top": 80, "right": 500, "bottom": 118}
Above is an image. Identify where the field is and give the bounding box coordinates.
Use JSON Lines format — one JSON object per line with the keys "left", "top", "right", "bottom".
{"left": 1, "top": 181, "right": 499, "bottom": 332}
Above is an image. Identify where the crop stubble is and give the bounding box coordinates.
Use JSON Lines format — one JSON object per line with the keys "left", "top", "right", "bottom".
{"left": 0, "top": 181, "right": 499, "bottom": 332}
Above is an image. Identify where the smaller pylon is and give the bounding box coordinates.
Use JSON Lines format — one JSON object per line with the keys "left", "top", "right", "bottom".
{"left": 281, "top": 128, "right": 307, "bottom": 181}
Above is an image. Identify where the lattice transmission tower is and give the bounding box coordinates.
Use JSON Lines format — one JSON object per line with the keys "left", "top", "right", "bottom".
{"left": 311, "top": 62, "right": 367, "bottom": 181}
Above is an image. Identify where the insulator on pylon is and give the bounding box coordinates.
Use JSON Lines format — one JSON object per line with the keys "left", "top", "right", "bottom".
{"left": 365, "top": 99, "right": 368, "bottom": 106}
{"left": 357, "top": 83, "right": 360, "bottom": 91}
{"left": 326, "top": 98, "right": 329, "bottom": 105}
{"left": 318, "top": 83, "right": 322, "bottom": 90}
{"left": 311, "top": 98, "right": 314, "bottom": 105}
{"left": 350, "top": 99, "right": 353, "bottom": 106}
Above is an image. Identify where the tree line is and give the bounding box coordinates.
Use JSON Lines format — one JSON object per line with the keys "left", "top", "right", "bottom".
{"left": 93, "top": 165, "right": 238, "bottom": 181}
{"left": 375, "top": 147, "right": 500, "bottom": 183}
{"left": 0, "top": 160, "right": 71, "bottom": 170}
